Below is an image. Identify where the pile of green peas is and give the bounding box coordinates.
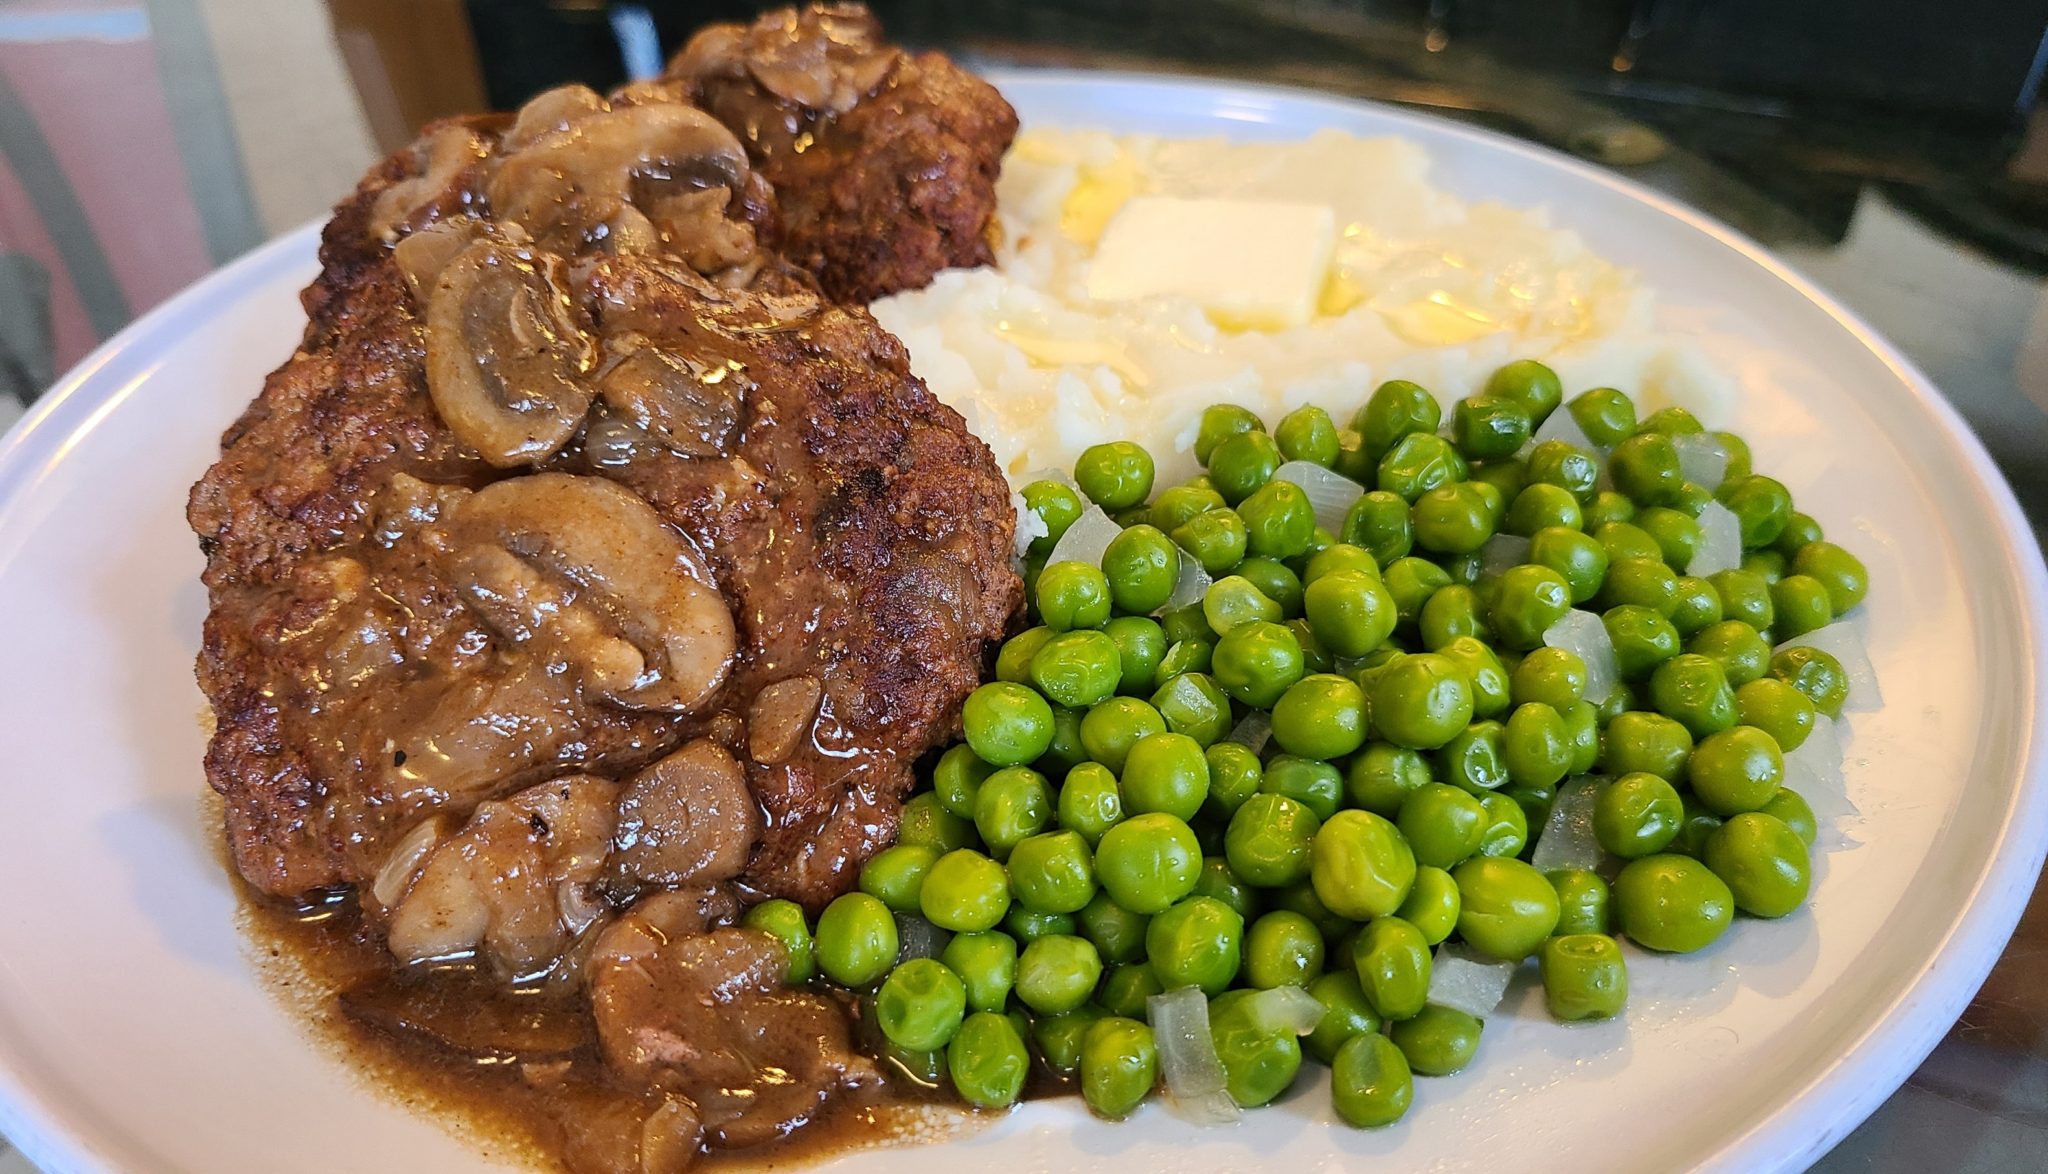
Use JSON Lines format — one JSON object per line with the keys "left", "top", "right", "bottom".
{"left": 741, "top": 358, "right": 1869, "bottom": 1129}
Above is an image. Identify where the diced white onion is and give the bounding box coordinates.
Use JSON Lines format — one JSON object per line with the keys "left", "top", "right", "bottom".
{"left": 1012, "top": 492, "right": 1048, "bottom": 559}
{"left": 1273, "top": 460, "right": 1365, "bottom": 535}
{"left": 1543, "top": 610, "right": 1619, "bottom": 704}
{"left": 1047, "top": 503, "right": 1122, "bottom": 569}
{"left": 1530, "top": 778, "right": 1605, "bottom": 873}
{"left": 371, "top": 815, "right": 447, "bottom": 909}
{"left": 1776, "top": 621, "right": 1883, "bottom": 712}
{"left": 1671, "top": 434, "right": 1730, "bottom": 490}
{"left": 1531, "top": 405, "right": 1598, "bottom": 452}
{"left": 1688, "top": 500, "right": 1743, "bottom": 577}
{"left": 1242, "top": 986, "right": 1326, "bottom": 1037}
{"left": 894, "top": 914, "right": 951, "bottom": 963}
{"left": 1427, "top": 944, "right": 1518, "bottom": 1019}
{"left": 1163, "top": 553, "right": 1214, "bottom": 612}
{"left": 1479, "top": 534, "right": 1531, "bottom": 579}
{"left": 1148, "top": 986, "right": 1240, "bottom": 1124}
{"left": 1784, "top": 714, "right": 1857, "bottom": 820}
{"left": 1225, "top": 710, "right": 1272, "bottom": 753}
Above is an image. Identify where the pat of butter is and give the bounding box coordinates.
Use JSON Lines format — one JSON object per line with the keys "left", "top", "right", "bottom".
{"left": 1085, "top": 197, "right": 1337, "bottom": 331}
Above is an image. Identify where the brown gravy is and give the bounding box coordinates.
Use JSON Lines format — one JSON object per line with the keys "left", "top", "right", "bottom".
{"left": 236, "top": 876, "right": 984, "bottom": 1171}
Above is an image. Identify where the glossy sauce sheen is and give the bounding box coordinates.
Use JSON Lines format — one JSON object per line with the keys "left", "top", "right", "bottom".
{"left": 240, "top": 879, "right": 981, "bottom": 1171}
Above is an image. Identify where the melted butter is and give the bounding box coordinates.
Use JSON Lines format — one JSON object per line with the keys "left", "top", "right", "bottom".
{"left": 994, "top": 320, "right": 1148, "bottom": 388}
{"left": 1057, "top": 157, "right": 1141, "bottom": 246}
{"left": 1379, "top": 290, "right": 1505, "bottom": 346}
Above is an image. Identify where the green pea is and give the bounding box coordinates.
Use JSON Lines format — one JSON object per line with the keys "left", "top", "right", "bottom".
{"left": 1769, "top": 646, "right": 1850, "bottom": 718}
{"left": 1033, "top": 1006, "right": 1103, "bottom": 1077}
{"left": 1192, "top": 855, "right": 1259, "bottom": 921}
{"left": 815, "top": 892, "right": 899, "bottom": 987}
{"left": 1006, "top": 906, "right": 1078, "bottom": 943}
{"left": 1477, "top": 791, "right": 1530, "bottom": 858}
{"left": 1437, "top": 721, "right": 1510, "bottom": 795}
{"left": 1435, "top": 636, "right": 1511, "bottom": 721}
{"left": 1648, "top": 652, "right": 1738, "bottom": 737}
{"left": 1395, "top": 781, "right": 1486, "bottom": 871}
{"left": 1036, "top": 561, "right": 1113, "bottom": 632}
{"left": 1240, "top": 479, "right": 1318, "bottom": 559}
{"left": 1157, "top": 637, "right": 1214, "bottom": 680}
{"left": 1009, "top": 829, "right": 1100, "bottom": 914}
{"left": 1549, "top": 706, "right": 1592, "bottom": 778}
{"left": 1152, "top": 487, "right": 1225, "bottom": 538}
{"left": 1014, "top": 934, "right": 1104, "bottom": 1014}
{"left": 1603, "top": 604, "right": 1682, "bottom": 679}
{"left": 1286, "top": 617, "right": 1333, "bottom": 674}
{"left": 1073, "top": 441, "right": 1155, "bottom": 511}
{"left": 1210, "top": 431, "right": 1283, "bottom": 504}
{"left": 1313, "top": 810, "right": 1418, "bottom": 920}
{"left": 1594, "top": 521, "right": 1664, "bottom": 566}
{"left": 1595, "top": 680, "right": 1636, "bottom": 725}
{"left": 1672, "top": 795, "right": 1725, "bottom": 860}
{"left": 1210, "top": 621, "right": 1306, "bottom": 708}
{"left": 1039, "top": 705, "right": 1089, "bottom": 775}
{"left": 1484, "top": 359, "right": 1564, "bottom": 423}
{"left": 1172, "top": 508, "right": 1249, "bottom": 575}
{"left": 1687, "top": 725, "right": 1784, "bottom": 816}
{"left": 1303, "top": 542, "right": 1379, "bottom": 584}
{"left": 898, "top": 792, "right": 975, "bottom": 852}
{"left": 1383, "top": 556, "right": 1454, "bottom": 629}
{"left": 1244, "top": 910, "right": 1326, "bottom": 989}
{"left": 948, "top": 1011, "right": 1030, "bottom": 1108}
{"left": 1095, "top": 812, "right": 1202, "bottom": 914}
{"left": 1094, "top": 618, "right": 1164, "bottom": 698}
{"left": 1370, "top": 652, "right": 1477, "bottom": 750}
{"left": 1145, "top": 896, "right": 1244, "bottom": 995}
{"left": 1021, "top": 480, "right": 1085, "bottom": 558}
{"left": 1378, "top": 432, "right": 1467, "bottom": 503}
{"left": 1265, "top": 403, "right": 1336, "bottom": 465}
{"left": 1529, "top": 526, "right": 1609, "bottom": 604}
{"left": 1332, "top": 1033, "right": 1415, "bottom": 1127}
{"left": 920, "top": 848, "right": 1011, "bottom": 933}
{"left": 1452, "top": 396, "right": 1532, "bottom": 461}
{"left": 942, "top": 931, "right": 1018, "bottom": 1013}
{"left": 1334, "top": 430, "right": 1377, "bottom": 484}
{"left": 1076, "top": 891, "right": 1149, "bottom": 965}
{"left": 934, "top": 744, "right": 996, "bottom": 820}
{"left": 1761, "top": 788, "right": 1819, "bottom": 848}
{"left": 1389, "top": 1004, "right": 1482, "bottom": 1076}
{"left": 1270, "top": 673, "right": 1369, "bottom": 760}
{"left": 1583, "top": 489, "right": 1636, "bottom": 528}
{"left": 1672, "top": 480, "right": 1718, "bottom": 518}
{"left": 1452, "top": 856, "right": 1562, "bottom": 961}
{"left": 1704, "top": 812, "right": 1811, "bottom": 918}
{"left": 1356, "top": 379, "right": 1443, "bottom": 462}
{"left": 1081, "top": 1016, "right": 1159, "bottom": 1119}
{"left": 1541, "top": 934, "right": 1628, "bottom": 1021}
{"left": 1107, "top": 733, "right": 1203, "bottom": 824}
{"left": 1598, "top": 558, "right": 1681, "bottom": 619}
{"left": 1790, "top": 541, "right": 1868, "bottom": 613}
{"left": 1237, "top": 556, "right": 1305, "bottom": 618}
{"left": 1307, "top": 971, "right": 1386, "bottom": 1064}
{"left": 1413, "top": 483, "right": 1499, "bottom": 555}
{"left": 962, "top": 681, "right": 1056, "bottom": 766}
{"left": 1717, "top": 475, "right": 1794, "bottom": 548}
{"left": 1610, "top": 432, "right": 1684, "bottom": 506}
{"left": 1743, "top": 548, "right": 1787, "bottom": 584}
{"left": 1689, "top": 619, "right": 1772, "bottom": 687}
{"left": 1162, "top": 603, "right": 1217, "bottom": 645}
{"left": 975, "top": 766, "right": 1053, "bottom": 859}
{"left": 1202, "top": 575, "right": 1281, "bottom": 637}
{"left": 1504, "top": 482, "right": 1584, "bottom": 536}
{"left": 1613, "top": 854, "right": 1734, "bottom": 953}
{"left": 1151, "top": 671, "right": 1235, "bottom": 745}
{"left": 1771, "top": 574, "right": 1835, "bottom": 639}
{"left": 1080, "top": 697, "right": 1166, "bottom": 773}
{"left": 861, "top": 843, "right": 941, "bottom": 912}
{"left": 1342, "top": 490, "right": 1415, "bottom": 566}
{"left": 1208, "top": 990, "right": 1305, "bottom": 1107}
{"left": 741, "top": 898, "right": 816, "bottom": 984}
{"left": 1260, "top": 755, "right": 1344, "bottom": 822}
{"left": 1568, "top": 387, "right": 1638, "bottom": 448}
{"left": 1511, "top": 647, "right": 1587, "bottom": 710}
{"left": 1094, "top": 527, "right": 1177, "bottom": 617}
{"left": 1707, "top": 570, "right": 1773, "bottom": 634}
{"left": 1599, "top": 710, "right": 1695, "bottom": 781}
{"left": 1547, "top": 868, "right": 1612, "bottom": 936}
{"left": 1395, "top": 864, "right": 1462, "bottom": 945}
{"left": 1487, "top": 564, "right": 1572, "bottom": 651}
{"left": 1420, "top": 584, "right": 1490, "bottom": 651}
{"left": 1302, "top": 568, "right": 1399, "bottom": 658}
{"left": 876, "top": 958, "right": 969, "bottom": 1051}
{"left": 1632, "top": 507, "right": 1700, "bottom": 569}
{"left": 1096, "top": 962, "right": 1163, "bottom": 1018}
{"left": 1502, "top": 702, "right": 1571, "bottom": 789}
{"left": 1350, "top": 915, "right": 1432, "bottom": 1020}
{"left": 1029, "top": 630, "right": 1123, "bottom": 711}
{"left": 1441, "top": 551, "right": 1485, "bottom": 586}
{"left": 1594, "top": 772, "right": 1684, "bottom": 858}
{"left": 1468, "top": 458, "right": 1529, "bottom": 503}
{"left": 1344, "top": 742, "right": 1434, "bottom": 817}
{"left": 1669, "top": 575, "right": 1724, "bottom": 637}
{"left": 1203, "top": 741, "right": 1264, "bottom": 821}
{"left": 1525, "top": 440, "right": 1599, "bottom": 504}
{"left": 1196, "top": 404, "right": 1265, "bottom": 464}
{"left": 995, "top": 626, "right": 1056, "bottom": 685}
{"left": 1274, "top": 880, "right": 1351, "bottom": 942}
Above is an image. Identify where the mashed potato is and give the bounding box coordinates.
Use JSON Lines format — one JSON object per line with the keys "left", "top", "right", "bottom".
{"left": 872, "top": 128, "right": 1733, "bottom": 483}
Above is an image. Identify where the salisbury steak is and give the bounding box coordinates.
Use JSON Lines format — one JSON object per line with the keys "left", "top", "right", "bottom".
{"left": 188, "top": 75, "right": 1019, "bottom": 919}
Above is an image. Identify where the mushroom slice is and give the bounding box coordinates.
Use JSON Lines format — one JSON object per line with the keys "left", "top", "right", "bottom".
{"left": 488, "top": 102, "right": 751, "bottom": 258}
{"left": 748, "top": 676, "right": 822, "bottom": 764}
{"left": 368, "top": 123, "right": 491, "bottom": 244}
{"left": 391, "top": 219, "right": 489, "bottom": 305}
{"left": 596, "top": 343, "right": 744, "bottom": 458}
{"left": 424, "top": 238, "right": 596, "bottom": 468}
{"left": 614, "top": 739, "right": 762, "bottom": 887}
{"left": 502, "top": 84, "right": 606, "bottom": 153}
{"left": 446, "top": 473, "right": 736, "bottom": 713}
{"left": 384, "top": 774, "right": 620, "bottom": 979}
{"left": 676, "top": 5, "right": 899, "bottom": 115}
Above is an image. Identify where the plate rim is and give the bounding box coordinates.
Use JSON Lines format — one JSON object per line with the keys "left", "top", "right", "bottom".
{"left": 0, "top": 67, "right": 2043, "bottom": 1174}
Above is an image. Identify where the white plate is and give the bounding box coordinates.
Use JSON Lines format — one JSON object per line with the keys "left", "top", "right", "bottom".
{"left": 0, "top": 71, "right": 2044, "bottom": 1174}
